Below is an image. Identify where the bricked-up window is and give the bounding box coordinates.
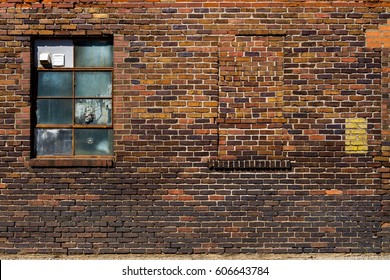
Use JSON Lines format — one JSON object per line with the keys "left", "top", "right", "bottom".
{"left": 209, "top": 33, "right": 291, "bottom": 170}
{"left": 33, "top": 38, "right": 113, "bottom": 157}
{"left": 218, "top": 36, "right": 284, "bottom": 160}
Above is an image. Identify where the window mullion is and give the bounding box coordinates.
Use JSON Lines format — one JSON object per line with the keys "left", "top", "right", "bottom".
{"left": 72, "top": 70, "right": 76, "bottom": 156}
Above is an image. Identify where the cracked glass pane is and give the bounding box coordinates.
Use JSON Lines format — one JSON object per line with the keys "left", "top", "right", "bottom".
{"left": 35, "top": 129, "right": 72, "bottom": 156}
{"left": 75, "top": 129, "right": 113, "bottom": 155}
{"left": 75, "top": 99, "right": 112, "bottom": 125}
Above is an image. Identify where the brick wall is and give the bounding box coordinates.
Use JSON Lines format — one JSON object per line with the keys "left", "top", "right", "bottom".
{"left": 0, "top": 0, "right": 389, "bottom": 254}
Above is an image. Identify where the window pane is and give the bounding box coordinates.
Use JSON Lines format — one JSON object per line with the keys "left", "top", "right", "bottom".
{"left": 75, "top": 40, "right": 113, "bottom": 67}
{"left": 35, "top": 129, "right": 72, "bottom": 156}
{"left": 75, "top": 72, "right": 112, "bottom": 97}
{"left": 37, "top": 72, "right": 73, "bottom": 97}
{"left": 36, "top": 99, "right": 73, "bottom": 124}
{"left": 75, "top": 99, "right": 112, "bottom": 125}
{"left": 75, "top": 129, "right": 113, "bottom": 155}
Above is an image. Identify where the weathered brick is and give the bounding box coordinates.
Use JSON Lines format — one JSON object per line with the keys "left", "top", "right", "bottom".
{"left": 0, "top": 0, "right": 388, "bottom": 255}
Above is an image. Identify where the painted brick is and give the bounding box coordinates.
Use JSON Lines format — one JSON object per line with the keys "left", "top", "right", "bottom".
{"left": 345, "top": 118, "right": 368, "bottom": 154}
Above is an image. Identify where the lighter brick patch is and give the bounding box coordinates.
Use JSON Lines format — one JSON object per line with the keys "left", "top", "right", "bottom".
{"left": 366, "top": 19, "right": 390, "bottom": 48}
{"left": 93, "top": 14, "right": 109, "bottom": 19}
{"left": 345, "top": 118, "right": 368, "bottom": 154}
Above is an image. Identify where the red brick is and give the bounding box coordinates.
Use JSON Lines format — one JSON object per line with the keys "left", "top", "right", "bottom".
{"left": 0, "top": 0, "right": 387, "bottom": 256}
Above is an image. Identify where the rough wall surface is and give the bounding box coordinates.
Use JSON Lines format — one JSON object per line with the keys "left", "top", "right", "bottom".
{"left": 0, "top": 0, "right": 389, "bottom": 254}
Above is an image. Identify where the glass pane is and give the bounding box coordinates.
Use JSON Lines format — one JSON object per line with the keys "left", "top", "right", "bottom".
{"left": 75, "top": 99, "right": 112, "bottom": 125}
{"left": 35, "top": 129, "right": 72, "bottom": 156}
{"left": 75, "top": 40, "right": 113, "bottom": 67}
{"left": 36, "top": 99, "right": 72, "bottom": 124}
{"left": 75, "top": 72, "right": 112, "bottom": 97}
{"left": 37, "top": 72, "right": 73, "bottom": 97}
{"left": 75, "top": 129, "right": 113, "bottom": 155}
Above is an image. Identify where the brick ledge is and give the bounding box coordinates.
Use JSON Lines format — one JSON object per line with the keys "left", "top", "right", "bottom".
{"left": 30, "top": 157, "right": 115, "bottom": 168}
{"left": 208, "top": 159, "right": 292, "bottom": 171}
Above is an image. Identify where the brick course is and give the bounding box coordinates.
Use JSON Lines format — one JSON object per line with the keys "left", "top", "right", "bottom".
{"left": 0, "top": 0, "right": 389, "bottom": 254}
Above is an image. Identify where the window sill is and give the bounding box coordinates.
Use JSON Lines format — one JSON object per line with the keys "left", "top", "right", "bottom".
{"left": 208, "top": 159, "right": 291, "bottom": 171}
{"left": 30, "top": 157, "right": 115, "bottom": 168}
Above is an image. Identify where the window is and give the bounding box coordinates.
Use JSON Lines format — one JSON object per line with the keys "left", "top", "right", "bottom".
{"left": 33, "top": 38, "right": 113, "bottom": 157}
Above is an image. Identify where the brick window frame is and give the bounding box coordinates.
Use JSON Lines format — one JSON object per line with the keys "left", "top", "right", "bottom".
{"left": 210, "top": 31, "right": 291, "bottom": 171}
{"left": 30, "top": 37, "right": 115, "bottom": 168}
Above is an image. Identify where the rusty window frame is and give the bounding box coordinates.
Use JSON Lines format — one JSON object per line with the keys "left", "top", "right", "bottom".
{"left": 33, "top": 38, "right": 114, "bottom": 158}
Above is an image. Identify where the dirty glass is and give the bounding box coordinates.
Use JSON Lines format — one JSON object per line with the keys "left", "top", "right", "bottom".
{"left": 36, "top": 99, "right": 73, "bottom": 124}
{"left": 75, "top": 99, "right": 112, "bottom": 125}
{"left": 74, "top": 40, "right": 113, "bottom": 67}
{"left": 75, "top": 129, "right": 113, "bottom": 155}
{"left": 37, "top": 71, "right": 73, "bottom": 97}
{"left": 35, "top": 129, "right": 72, "bottom": 156}
{"left": 75, "top": 72, "right": 112, "bottom": 97}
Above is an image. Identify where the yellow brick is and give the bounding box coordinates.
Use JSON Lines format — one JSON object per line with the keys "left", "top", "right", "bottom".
{"left": 188, "top": 113, "right": 203, "bottom": 118}
{"left": 345, "top": 117, "right": 368, "bottom": 154}
{"left": 132, "top": 108, "right": 146, "bottom": 113}
{"left": 162, "top": 108, "right": 176, "bottom": 113}
{"left": 62, "top": 25, "right": 77, "bottom": 30}
{"left": 203, "top": 113, "right": 218, "bottom": 118}
{"left": 324, "top": 113, "right": 339, "bottom": 118}
{"left": 139, "top": 113, "right": 153, "bottom": 118}
{"left": 324, "top": 90, "right": 340, "bottom": 95}
{"left": 38, "top": 30, "right": 54, "bottom": 36}
{"left": 348, "top": 118, "right": 366, "bottom": 123}
{"left": 138, "top": 168, "right": 154, "bottom": 173}
{"left": 141, "top": 80, "right": 155, "bottom": 85}
{"left": 93, "top": 14, "right": 109, "bottom": 19}
{"left": 353, "top": 129, "right": 366, "bottom": 134}
{"left": 157, "top": 58, "right": 172, "bottom": 63}
{"left": 171, "top": 102, "right": 186, "bottom": 107}
{"left": 345, "top": 123, "right": 358, "bottom": 129}
{"left": 156, "top": 113, "right": 170, "bottom": 119}
{"left": 188, "top": 101, "right": 202, "bottom": 107}
{"left": 204, "top": 101, "right": 218, "bottom": 107}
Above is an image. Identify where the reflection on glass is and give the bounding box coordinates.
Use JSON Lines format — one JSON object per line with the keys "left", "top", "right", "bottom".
{"left": 38, "top": 72, "right": 73, "bottom": 97}
{"left": 75, "top": 129, "right": 113, "bottom": 155}
{"left": 75, "top": 72, "right": 112, "bottom": 97}
{"left": 35, "top": 129, "right": 72, "bottom": 156}
{"left": 75, "top": 99, "right": 112, "bottom": 125}
{"left": 75, "top": 40, "right": 113, "bottom": 67}
{"left": 36, "top": 99, "right": 72, "bottom": 124}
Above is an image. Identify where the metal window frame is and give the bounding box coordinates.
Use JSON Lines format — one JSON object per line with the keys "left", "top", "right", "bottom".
{"left": 33, "top": 37, "right": 114, "bottom": 158}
